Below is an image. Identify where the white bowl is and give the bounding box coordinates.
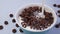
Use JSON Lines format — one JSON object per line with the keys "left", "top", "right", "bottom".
{"left": 15, "top": 3, "right": 57, "bottom": 32}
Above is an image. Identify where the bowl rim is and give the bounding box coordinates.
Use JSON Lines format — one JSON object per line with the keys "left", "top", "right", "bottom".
{"left": 15, "top": 3, "right": 57, "bottom": 32}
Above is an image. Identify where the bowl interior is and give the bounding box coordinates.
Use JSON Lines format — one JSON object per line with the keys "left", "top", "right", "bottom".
{"left": 16, "top": 4, "right": 57, "bottom": 32}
